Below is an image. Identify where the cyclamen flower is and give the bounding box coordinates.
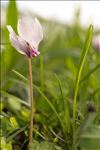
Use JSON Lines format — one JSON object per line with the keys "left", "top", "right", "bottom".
{"left": 7, "top": 18, "right": 43, "bottom": 57}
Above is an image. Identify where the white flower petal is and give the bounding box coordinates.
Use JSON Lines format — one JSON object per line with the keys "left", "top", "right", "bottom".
{"left": 32, "top": 18, "right": 43, "bottom": 46}
{"left": 7, "top": 25, "right": 29, "bottom": 55}
{"left": 18, "top": 18, "right": 43, "bottom": 49}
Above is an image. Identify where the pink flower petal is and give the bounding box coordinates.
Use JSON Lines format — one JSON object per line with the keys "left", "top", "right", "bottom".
{"left": 18, "top": 18, "right": 43, "bottom": 49}
{"left": 7, "top": 25, "right": 29, "bottom": 56}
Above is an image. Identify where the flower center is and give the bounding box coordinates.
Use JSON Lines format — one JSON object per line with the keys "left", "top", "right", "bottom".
{"left": 28, "top": 45, "right": 40, "bottom": 58}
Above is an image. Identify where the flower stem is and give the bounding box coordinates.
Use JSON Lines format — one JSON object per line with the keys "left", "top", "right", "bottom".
{"left": 28, "top": 58, "right": 34, "bottom": 146}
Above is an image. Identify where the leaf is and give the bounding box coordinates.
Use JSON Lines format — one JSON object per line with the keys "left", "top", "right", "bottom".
{"left": 72, "top": 25, "right": 93, "bottom": 145}
{"left": 79, "top": 126, "right": 100, "bottom": 150}
{"left": 10, "top": 117, "right": 19, "bottom": 128}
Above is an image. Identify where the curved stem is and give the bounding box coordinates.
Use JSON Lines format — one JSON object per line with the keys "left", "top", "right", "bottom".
{"left": 28, "top": 58, "right": 34, "bottom": 146}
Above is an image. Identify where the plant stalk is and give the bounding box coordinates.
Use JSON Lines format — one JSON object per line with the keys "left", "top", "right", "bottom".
{"left": 28, "top": 58, "right": 34, "bottom": 146}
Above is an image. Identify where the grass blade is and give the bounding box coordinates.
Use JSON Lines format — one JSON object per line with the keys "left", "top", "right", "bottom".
{"left": 72, "top": 25, "right": 93, "bottom": 148}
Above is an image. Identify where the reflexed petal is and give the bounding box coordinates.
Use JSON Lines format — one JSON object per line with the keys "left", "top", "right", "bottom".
{"left": 7, "top": 25, "right": 29, "bottom": 55}
{"left": 18, "top": 18, "right": 43, "bottom": 49}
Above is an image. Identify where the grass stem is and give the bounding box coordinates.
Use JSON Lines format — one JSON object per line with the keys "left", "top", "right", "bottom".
{"left": 72, "top": 25, "right": 93, "bottom": 149}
